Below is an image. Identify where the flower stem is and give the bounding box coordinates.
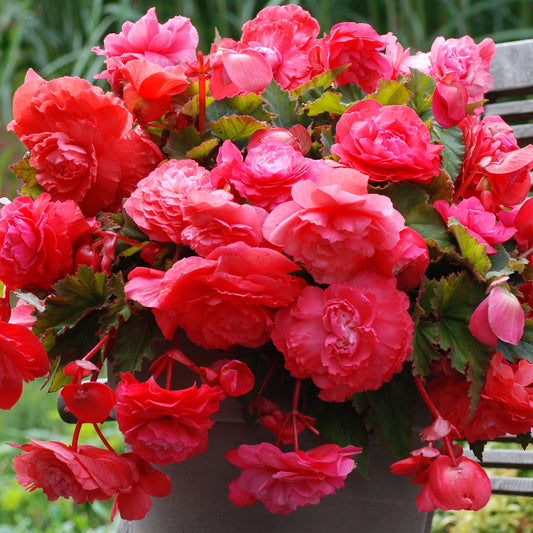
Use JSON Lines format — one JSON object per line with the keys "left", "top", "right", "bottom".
{"left": 71, "top": 420, "right": 83, "bottom": 453}
{"left": 83, "top": 333, "right": 111, "bottom": 363}
{"left": 198, "top": 51, "right": 207, "bottom": 136}
{"left": 291, "top": 380, "right": 302, "bottom": 452}
{"left": 93, "top": 423, "right": 115, "bottom": 452}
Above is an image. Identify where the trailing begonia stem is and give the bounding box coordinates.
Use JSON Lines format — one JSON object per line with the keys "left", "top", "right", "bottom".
{"left": 93, "top": 423, "right": 115, "bottom": 452}
{"left": 83, "top": 333, "right": 111, "bottom": 363}
{"left": 198, "top": 51, "right": 207, "bottom": 136}
{"left": 71, "top": 419, "right": 83, "bottom": 453}
{"left": 291, "top": 379, "right": 302, "bottom": 452}
{"left": 414, "top": 376, "right": 458, "bottom": 466}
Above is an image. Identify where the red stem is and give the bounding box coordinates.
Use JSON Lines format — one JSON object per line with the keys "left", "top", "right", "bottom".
{"left": 93, "top": 423, "right": 115, "bottom": 452}
{"left": 291, "top": 380, "right": 302, "bottom": 452}
{"left": 71, "top": 420, "right": 83, "bottom": 453}
{"left": 83, "top": 333, "right": 111, "bottom": 363}
{"left": 198, "top": 51, "right": 206, "bottom": 136}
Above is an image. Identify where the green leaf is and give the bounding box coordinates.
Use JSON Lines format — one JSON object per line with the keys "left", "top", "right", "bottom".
{"left": 290, "top": 68, "right": 342, "bottom": 98}
{"left": 431, "top": 123, "right": 465, "bottom": 181}
{"left": 99, "top": 273, "right": 130, "bottom": 333}
{"left": 112, "top": 308, "right": 164, "bottom": 374}
{"left": 430, "top": 272, "right": 492, "bottom": 404}
{"left": 261, "top": 80, "right": 298, "bottom": 129}
{"left": 374, "top": 182, "right": 455, "bottom": 250}
{"left": 10, "top": 155, "right": 42, "bottom": 198}
{"left": 182, "top": 94, "right": 215, "bottom": 117}
{"left": 164, "top": 126, "right": 202, "bottom": 159}
{"left": 33, "top": 266, "right": 109, "bottom": 336}
{"left": 412, "top": 320, "right": 441, "bottom": 377}
{"left": 448, "top": 219, "right": 492, "bottom": 277}
{"left": 309, "top": 398, "right": 370, "bottom": 477}
{"left": 470, "top": 440, "right": 487, "bottom": 462}
{"left": 418, "top": 170, "right": 454, "bottom": 203}
{"left": 368, "top": 79, "right": 411, "bottom": 106}
{"left": 208, "top": 115, "right": 267, "bottom": 141}
{"left": 206, "top": 93, "right": 272, "bottom": 123}
{"left": 487, "top": 245, "right": 524, "bottom": 280}
{"left": 497, "top": 319, "right": 533, "bottom": 363}
{"left": 303, "top": 91, "right": 349, "bottom": 116}
{"left": 405, "top": 69, "right": 435, "bottom": 118}
{"left": 185, "top": 138, "right": 220, "bottom": 159}
{"left": 354, "top": 369, "right": 419, "bottom": 461}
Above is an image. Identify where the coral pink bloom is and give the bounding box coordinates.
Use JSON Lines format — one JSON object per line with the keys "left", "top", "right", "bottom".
{"left": 272, "top": 270, "right": 413, "bottom": 402}
{"left": 60, "top": 381, "right": 116, "bottom": 423}
{"left": 120, "top": 59, "right": 189, "bottom": 122}
{"left": 226, "top": 442, "right": 361, "bottom": 514}
{"left": 124, "top": 158, "right": 212, "bottom": 243}
{"left": 92, "top": 7, "right": 198, "bottom": 93}
{"left": 180, "top": 188, "right": 268, "bottom": 257}
{"left": 208, "top": 40, "right": 272, "bottom": 100}
{"left": 429, "top": 353, "right": 533, "bottom": 441}
{"left": 8, "top": 71, "right": 163, "bottom": 217}
{"left": 115, "top": 373, "right": 225, "bottom": 465}
{"left": 0, "top": 194, "right": 97, "bottom": 291}
{"left": 392, "top": 449, "right": 491, "bottom": 512}
{"left": 429, "top": 35, "right": 495, "bottom": 108}
{"left": 112, "top": 452, "right": 172, "bottom": 521}
{"left": 318, "top": 22, "right": 392, "bottom": 93}
{"left": 211, "top": 139, "right": 323, "bottom": 211}
{"left": 434, "top": 197, "right": 516, "bottom": 254}
{"left": 469, "top": 285, "right": 524, "bottom": 346}
{"left": 263, "top": 175, "right": 403, "bottom": 284}
{"left": 240, "top": 4, "right": 320, "bottom": 90}
{"left": 125, "top": 242, "right": 305, "bottom": 349}
{"left": 432, "top": 73, "right": 468, "bottom": 128}
{"left": 331, "top": 99, "right": 443, "bottom": 183}
{"left": 0, "top": 322, "right": 49, "bottom": 409}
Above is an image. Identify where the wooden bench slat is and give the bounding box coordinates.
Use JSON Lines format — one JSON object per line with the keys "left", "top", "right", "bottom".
{"left": 490, "top": 476, "right": 533, "bottom": 497}
{"left": 484, "top": 99, "right": 533, "bottom": 122}
{"left": 463, "top": 449, "right": 533, "bottom": 469}
{"left": 488, "top": 39, "right": 533, "bottom": 97}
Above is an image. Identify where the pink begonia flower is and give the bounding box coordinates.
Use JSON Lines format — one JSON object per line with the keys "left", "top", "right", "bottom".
{"left": 0, "top": 322, "right": 49, "bottom": 410}
{"left": 429, "top": 35, "right": 496, "bottom": 109}
{"left": 374, "top": 226, "right": 429, "bottom": 291}
{"left": 207, "top": 40, "right": 273, "bottom": 100}
{"left": 60, "top": 381, "right": 116, "bottom": 424}
{"left": 8, "top": 71, "right": 163, "bottom": 217}
{"left": 125, "top": 242, "right": 306, "bottom": 349}
{"left": 382, "top": 33, "right": 414, "bottom": 80}
{"left": 0, "top": 194, "right": 97, "bottom": 290}
{"left": 434, "top": 197, "right": 516, "bottom": 254}
{"left": 246, "top": 125, "right": 312, "bottom": 154}
{"left": 119, "top": 59, "right": 189, "bottom": 122}
{"left": 8, "top": 298, "right": 38, "bottom": 328}
{"left": 469, "top": 285, "right": 524, "bottom": 346}
{"left": 226, "top": 442, "right": 361, "bottom": 514}
{"left": 124, "top": 158, "right": 212, "bottom": 243}
{"left": 207, "top": 359, "right": 255, "bottom": 397}
{"left": 429, "top": 352, "right": 533, "bottom": 442}
{"left": 92, "top": 7, "right": 198, "bottom": 94}
{"left": 115, "top": 373, "right": 226, "bottom": 465}
{"left": 432, "top": 73, "right": 468, "bottom": 128}
{"left": 456, "top": 114, "right": 532, "bottom": 211}
{"left": 331, "top": 99, "right": 443, "bottom": 183}
{"left": 180, "top": 189, "right": 268, "bottom": 257}
{"left": 391, "top": 449, "right": 491, "bottom": 512}
{"left": 211, "top": 139, "right": 324, "bottom": 211}
{"left": 272, "top": 270, "right": 414, "bottom": 402}
{"left": 240, "top": 4, "right": 320, "bottom": 90}
{"left": 11, "top": 439, "right": 171, "bottom": 520}
{"left": 263, "top": 175, "right": 404, "bottom": 285}
{"left": 317, "top": 22, "right": 393, "bottom": 93}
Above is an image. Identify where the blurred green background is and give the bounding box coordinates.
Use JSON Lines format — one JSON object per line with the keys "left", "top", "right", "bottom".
{"left": 1, "top": 1, "right": 532, "bottom": 531}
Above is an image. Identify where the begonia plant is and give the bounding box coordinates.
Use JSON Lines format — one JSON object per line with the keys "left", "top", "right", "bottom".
{"left": 3, "top": 3, "right": 533, "bottom": 521}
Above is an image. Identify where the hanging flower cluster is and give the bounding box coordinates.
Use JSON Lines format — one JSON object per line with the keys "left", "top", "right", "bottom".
{"left": 3, "top": 3, "right": 533, "bottom": 522}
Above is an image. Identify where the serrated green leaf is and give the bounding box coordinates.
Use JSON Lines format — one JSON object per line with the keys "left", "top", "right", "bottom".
{"left": 517, "top": 432, "right": 531, "bottom": 450}
{"left": 290, "top": 68, "right": 342, "bottom": 98}
{"left": 431, "top": 272, "right": 492, "bottom": 405}
{"left": 486, "top": 245, "right": 523, "bottom": 280}
{"left": 448, "top": 220, "right": 492, "bottom": 277}
{"left": 261, "top": 80, "right": 298, "bottom": 129}
{"left": 208, "top": 115, "right": 267, "bottom": 141}
{"left": 355, "top": 370, "right": 418, "bottom": 461}
{"left": 418, "top": 170, "right": 454, "bottom": 203}
{"left": 374, "top": 182, "right": 455, "bottom": 250}
{"left": 185, "top": 138, "right": 220, "bottom": 159}
{"left": 412, "top": 320, "right": 441, "bottom": 377}
{"left": 308, "top": 398, "right": 370, "bottom": 477}
{"left": 10, "top": 155, "right": 42, "bottom": 198}
{"left": 303, "top": 92, "right": 349, "bottom": 116}
{"left": 497, "top": 319, "right": 533, "bottom": 363}
{"left": 405, "top": 69, "right": 435, "bottom": 118}
{"left": 112, "top": 308, "right": 164, "bottom": 374}
{"left": 164, "top": 126, "right": 203, "bottom": 159}
{"left": 182, "top": 94, "right": 215, "bottom": 116}
{"left": 470, "top": 440, "right": 487, "bottom": 462}
{"left": 206, "top": 94, "right": 273, "bottom": 123}
{"left": 99, "top": 273, "right": 131, "bottom": 332}
{"left": 368, "top": 79, "right": 411, "bottom": 106}
{"left": 431, "top": 124, "right": 465, "bottom": 180}
{"left": 33, "top": 266, "right": 109, "bottom": 336}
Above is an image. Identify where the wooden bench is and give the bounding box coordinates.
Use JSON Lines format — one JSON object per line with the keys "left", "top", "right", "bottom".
{"left": 483, "top": 38, "right": 533, "bottom": 147}
{"left": 460, "top": 38, "right": 533, "bottom": 498}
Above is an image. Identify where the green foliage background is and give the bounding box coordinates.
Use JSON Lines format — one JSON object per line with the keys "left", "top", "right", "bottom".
{"left": 0, "top": 1, "right": 533, "bottom": 531}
